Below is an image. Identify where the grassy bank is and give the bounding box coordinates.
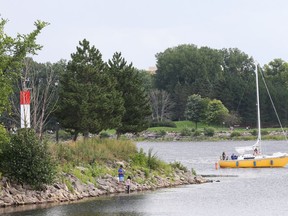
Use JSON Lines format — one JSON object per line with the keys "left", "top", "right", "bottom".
{"left": 49, "top": 138, "right": 189, "bottom": 188}
{"left": 0, "top": 131, "right": 205, "bottom": 208}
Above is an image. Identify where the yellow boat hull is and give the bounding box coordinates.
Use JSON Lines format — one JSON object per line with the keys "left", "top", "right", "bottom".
{"left": 219, "top": 156, "right": 288, "bottom": 168}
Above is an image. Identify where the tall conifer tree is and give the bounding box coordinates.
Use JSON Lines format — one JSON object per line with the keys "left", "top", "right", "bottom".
{"left": 108, "top": 52, "right": 151, "bottom": 137}
{"left": 57, "top": 39, "right": 124, "bottom": 140}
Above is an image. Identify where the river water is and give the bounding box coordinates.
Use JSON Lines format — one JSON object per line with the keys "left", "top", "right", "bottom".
{"left": 2, "top": 140, "right": 288, "bottom": 216}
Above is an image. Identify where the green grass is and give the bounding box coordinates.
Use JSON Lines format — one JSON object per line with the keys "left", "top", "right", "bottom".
{"left": 147, "top": 121, "right": 209, "bottom": 133}
{"left": 150, "top": 120, "right": 288, "bottom": 132}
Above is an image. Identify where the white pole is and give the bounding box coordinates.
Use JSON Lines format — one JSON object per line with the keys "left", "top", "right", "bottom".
{"left": 255, "top": 64, "right": 261, "bottom": 150}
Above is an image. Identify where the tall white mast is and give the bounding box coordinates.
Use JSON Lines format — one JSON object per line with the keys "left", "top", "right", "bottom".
{"left": 255, "top": 64, "right": 261, "bottom": 151}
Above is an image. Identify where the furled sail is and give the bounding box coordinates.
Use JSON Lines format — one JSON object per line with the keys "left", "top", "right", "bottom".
{"left": 235, "top": 146, "right": 254, "bottom": 154}
{"left": 235, "top": 139, "right": 260, "bottom": 154}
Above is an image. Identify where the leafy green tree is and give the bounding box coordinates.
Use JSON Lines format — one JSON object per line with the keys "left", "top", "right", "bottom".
{"left": 213, "top": 48, "right": 255, "bottom": 125}
{"left": 107, "top": 52, "right": 151, "bottom": 137}
{"left": 223, "top": 111, "right": 241, "bottom": 127}
{"left": 56, "top": 39, "right": 124, "bottom": 140}
{"left": 262, "top": 59, "right": 288, "bottom": 126}
{"left": 0, "top": 125, "right": 10, "bottom": 150}
{"left": 172, "top": 83, "right": 193, "bottom": 120}
{"left": 154, "top": 44, "right": 223, "bottom": 120}
{"left": 185, "top": 94, "right": 209, "bottom": 129}
{"left": 137, "top": 69, "right": 154, "bottom": 92}
{"left": 263, "top": 58, "right": 287, "bottom": 78}
{"left": 206, "top": 99, "right": 229, "bottom": 125}
{"left": 155, "top": 44, "right": 199, "bottom": 92}
{"left": 0, "top": 18, "right": 48, "bottom": 116}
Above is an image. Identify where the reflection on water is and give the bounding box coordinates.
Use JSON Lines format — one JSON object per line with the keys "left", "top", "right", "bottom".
{"left": 3, "top": 141, "right": 288, "bottom": 216}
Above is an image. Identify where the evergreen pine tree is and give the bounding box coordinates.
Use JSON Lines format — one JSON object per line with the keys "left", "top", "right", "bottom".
{"left": 56, "top": 39, "right": 124, "bottom": 140}
{"left": 108, "top": 52, "right": 151, "bottom": 138}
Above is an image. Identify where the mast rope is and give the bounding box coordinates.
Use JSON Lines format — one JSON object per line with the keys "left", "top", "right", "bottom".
{"left": 259, "top": 68, "right": 288, "bottom": 143}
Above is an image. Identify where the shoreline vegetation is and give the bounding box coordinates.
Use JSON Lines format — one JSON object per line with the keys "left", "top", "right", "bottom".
{"left": 0, "top": 136, "right": 210, "bottom": 209}
{"left": 137, "top": 121, "right": 288, "bottom": 142}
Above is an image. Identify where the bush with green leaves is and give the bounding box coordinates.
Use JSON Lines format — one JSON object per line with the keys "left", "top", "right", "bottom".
{"left": 147, "top": 148, "right": 161, "bottom": 170}
{"left": 99, "top": 131, "right": 110, "bottom": 139}
{"left": 251, "top": 129, "right": 257, "bottom": 136}
{"left": 0, "top": 125, "right": 10, "bottom": 151}
{"left": 251, "top": 130, "right": 268, "bottom": 136}
{"left": 149, "top": 121, "right": 177, "bottom": 128}
{"left": 180, "top": 127, "right": 192, "bottom": 136}
{"left": 230, "top": 131, "right": 241, "bottom": 137}
{"left": 131, "top": 148, "right": 161, "bottom": 171}
{"left": 204, "top": 127, "right": 215, "bottom": 137}
{"left": 170, "top": 161, "right": 188, "bottom": 172}
{"left": 0, "top": 129, "right": 56, "bottom": 189}
{"left": 130, "top": 148, "right": 147, "bottom": 167}
{"left": 58, "top": 129, "right": 72, "bottom": 140}
{"left": 193, "top": 130, "right": 201, "bottom": 137}
{"left": 157, "top": 130, "right": 167, "bottom": 137}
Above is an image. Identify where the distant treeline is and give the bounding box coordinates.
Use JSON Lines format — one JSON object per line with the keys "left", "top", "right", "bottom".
{"left": 153, "top": 44, "right": 288, "bottom": 128}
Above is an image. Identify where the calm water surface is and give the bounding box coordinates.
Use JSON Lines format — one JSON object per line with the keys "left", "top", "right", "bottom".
{"left": 2, "top": 140, "right": 288, "bottom": 216}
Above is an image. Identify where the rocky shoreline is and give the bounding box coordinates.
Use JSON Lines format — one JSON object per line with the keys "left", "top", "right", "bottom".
{"left": 0, "top": 168, "right": 210, "bottom": 208}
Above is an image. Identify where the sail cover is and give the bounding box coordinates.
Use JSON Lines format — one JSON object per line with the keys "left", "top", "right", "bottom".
{"left": 235, "top": 146, "right": 254, "bottom": 154}
{"left": 235, "top": 140, "right": 260, "bottom": 154}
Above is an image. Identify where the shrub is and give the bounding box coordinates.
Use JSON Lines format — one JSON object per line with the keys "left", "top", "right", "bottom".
{"left": 58, "top": 130, "right": 72, "bottom": 140}
{"left": 204, "top": 127, "right": 215, "bottom": 137}
{"left": 180, "top": 127, "right": 192, "bottom": 136}
{"left": 251, "top": 130, "right": 268, "bottom": 136}
{"left": 193, "top": 130, "right": 201, "bottom": 137}
{"left": 147, "top": 148, "right": 160, "bottom": 170}
{"left": 99, "top": 131, "right": 110, "bottom": 139}
{"left": 191, "top": 168, "right": 197, "bottom": 175}
{"left": 230, "top": 131, "right": 241, "bottom": 137}
{"left": 131, "top": 148, "right": 147, "bottom": 167}
{"left": 149, "top": 121, "right": 177, "bottom": 128}
{"left": 0, "top": 129, "right": 56, "bottom": 189}
{"left": 251, "top": 129, "right": 257, "bottom": 136}
{"left": 131, "top": 148, "right": 161, "bottom": 171}
{"left": 0, "top": 125, "right": 10, "bottom": 149}
{"left": 157, "top": 130, "right": 167, "bottom": 137}
{"left": 170, "top": 161, "right": 188, "bottom": 172}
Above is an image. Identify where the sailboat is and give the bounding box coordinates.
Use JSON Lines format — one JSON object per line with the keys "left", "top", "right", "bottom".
{"left": 219, "top": 64, "right": 288, "bottom": 168}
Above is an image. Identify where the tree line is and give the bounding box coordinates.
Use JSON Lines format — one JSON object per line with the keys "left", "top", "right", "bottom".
{"left": 2, "top": 18, "right": 288, "bottom": 142}
{"left": 154, "top": 45, "right": 288, "bottom": 128}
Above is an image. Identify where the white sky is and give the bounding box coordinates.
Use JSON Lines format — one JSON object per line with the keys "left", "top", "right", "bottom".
{"left": 1, "top": 0, "right": 288, "bottom": 69}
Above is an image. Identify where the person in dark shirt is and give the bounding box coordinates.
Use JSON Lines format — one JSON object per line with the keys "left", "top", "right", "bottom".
{"left": 222, "top": 152, "right": 226, "bottom": 160}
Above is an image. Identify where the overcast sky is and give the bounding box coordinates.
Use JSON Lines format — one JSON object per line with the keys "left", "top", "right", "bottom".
{"left": 1, "top": 0, "right": 287, "bottom": 69}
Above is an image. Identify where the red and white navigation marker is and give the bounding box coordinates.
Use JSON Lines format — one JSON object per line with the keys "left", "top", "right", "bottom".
{"left": 20, "top": 90, "right": 31, "bottom": 128}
